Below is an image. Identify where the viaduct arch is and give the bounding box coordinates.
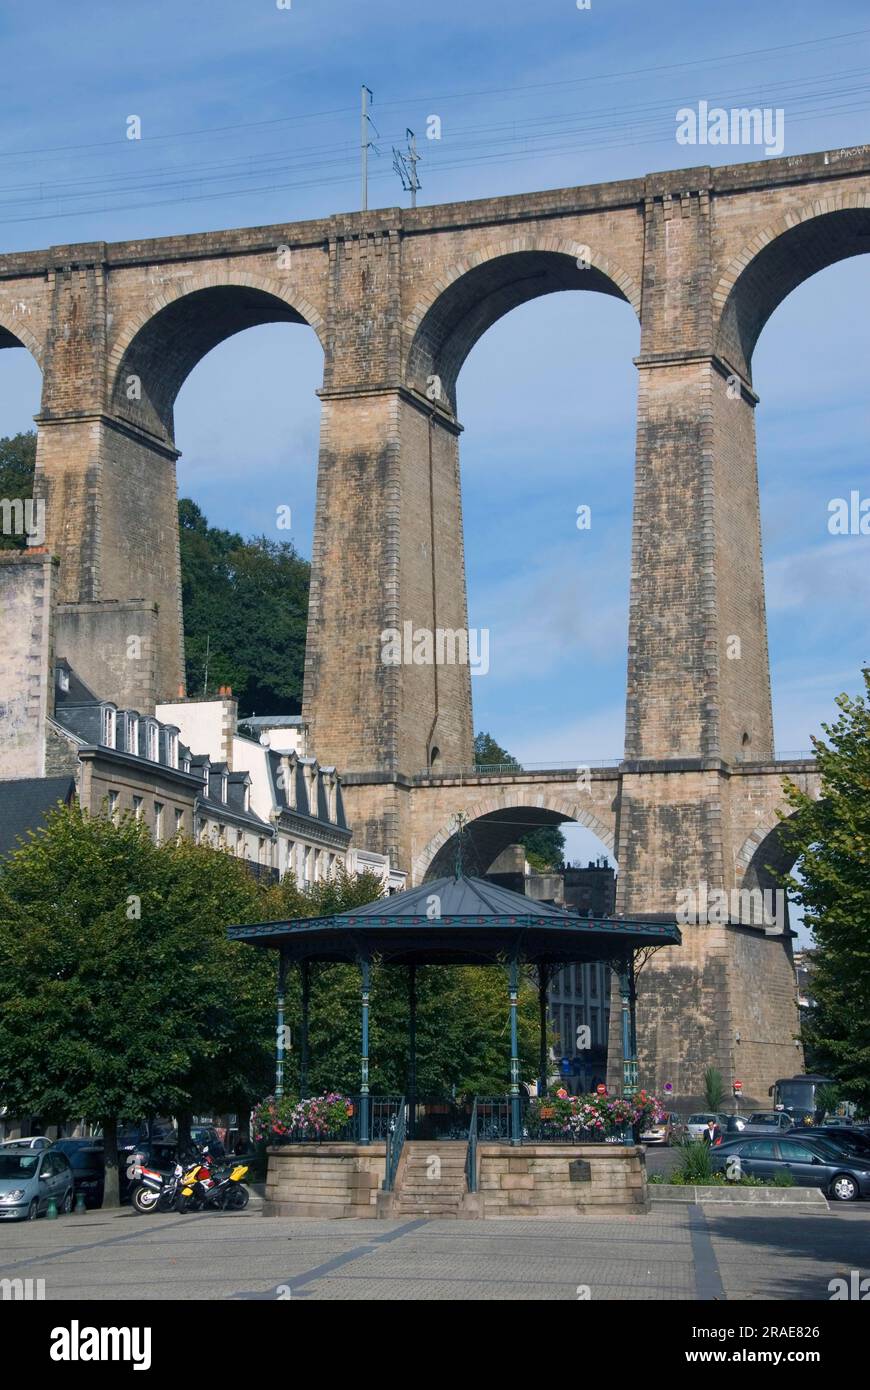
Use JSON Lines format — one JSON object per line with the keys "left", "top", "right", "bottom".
{"left": 1, "top": 145, "right": 864, "bottom": 1104}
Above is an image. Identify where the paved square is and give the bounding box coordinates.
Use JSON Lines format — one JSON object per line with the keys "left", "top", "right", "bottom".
{"left": 1, "top": 1203, "right": 868, "bottom": 1301}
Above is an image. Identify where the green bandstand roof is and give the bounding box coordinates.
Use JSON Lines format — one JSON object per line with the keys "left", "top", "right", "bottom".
{"left": 227, "top": 873, "right": 681, "bottom": 965}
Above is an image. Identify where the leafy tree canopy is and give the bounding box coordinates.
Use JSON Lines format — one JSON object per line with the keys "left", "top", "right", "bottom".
{"left": 179, "top": 498, "right": 309, "bottom": 715}
{"left": 781, "top": 668, "right": 870, "bottom": 1108}
{"left": 0, "top": 430, "right": 37, "bottom": 551}
{"left": 0, "top": 805, "right": 272, "bottom": 1202}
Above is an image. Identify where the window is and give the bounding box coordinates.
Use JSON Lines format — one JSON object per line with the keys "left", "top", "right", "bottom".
{"left": 166, "top": 731, "right": 178, "bottom": 769}
{"left": 100, "top": 707, "right": 116, "bottom": 748}
{"left": 154, "top": 802, "right": 164, "bottom": 845}
{"left": 574, "top": 965, "right": 582, "bottom": 996}
{"left": 221, "top": 773, "right": 228, "bottom": 804}
{"left": 127, "top": 716, "right": 139, "bottom": 754}
{"left": 174, "top": 808, "right": 184, "bottom": 838}
{"left": 590, "top": 1009, "right": 599, "bottom": 1046}
{"left": 197, "top": 818, "right": 206, "bottom": 844}
{"left": 745, "top": 1141, "right": 777, "bottom": 1159}
{"left": 146, "top": 723, "right": 158, "bottom": 762}
{"left": 590, "top": 968, "right": 598, "bottom": 998}
{"left": 132, "top": 796, "right": 143, "bottom": 821}
{"left": 779, "top": 1141, "right": 818, "bottom": 1163}
{"left": 108, "top": 790, "right": 119, "bottom": 824}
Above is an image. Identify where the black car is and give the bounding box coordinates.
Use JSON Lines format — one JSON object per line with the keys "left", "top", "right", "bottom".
{"left": 53, "top": 1136, "right": 178, "bottom": 1203}
{"left": 51, "top": 1139, "right": 105, "bottom": 1209}
{"left": 711, "top": 1134, "right": 870, "bottom": 1201}
{"left": 812, "top": 1128, "right": 870, "bottom": 1161}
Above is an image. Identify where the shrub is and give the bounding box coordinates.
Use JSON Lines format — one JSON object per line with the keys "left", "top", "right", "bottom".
{"left": 674, "top": 1138, "right": 715, "bottom": 1185}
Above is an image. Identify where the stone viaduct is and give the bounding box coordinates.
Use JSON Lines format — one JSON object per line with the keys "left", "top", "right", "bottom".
{"left": 2, "top": 143, "right": 863, "bottom": 1103}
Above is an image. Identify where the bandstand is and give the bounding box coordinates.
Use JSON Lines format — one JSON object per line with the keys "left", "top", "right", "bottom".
{"left": 228, "top": 874, "right": 680, "bottom": 1217}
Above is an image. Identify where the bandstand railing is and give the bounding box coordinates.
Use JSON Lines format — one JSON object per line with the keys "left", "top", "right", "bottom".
{"left": 277, "top": 1094, "right": 404, "bottom": 1144}
{"left": 465, "top": 1098, "right": 478, "bottom": 1193}
{"left": 383, "top": 1098, "right": 407, "bottom": 1191}
{"left": 468, "top": 1096, "right": 634, "bottom": 1146}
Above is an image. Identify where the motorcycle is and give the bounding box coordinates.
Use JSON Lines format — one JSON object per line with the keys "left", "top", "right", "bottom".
{"left": 177, "top": 1155, "right": 250, "bottom": 1213}
{"left": 129, "top": 1153, "right": 203, "bottom": 1215}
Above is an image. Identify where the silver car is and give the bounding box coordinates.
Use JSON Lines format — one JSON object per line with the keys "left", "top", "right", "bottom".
{"left": 0, "top": 1146, "right": 74, "bottom": 1221}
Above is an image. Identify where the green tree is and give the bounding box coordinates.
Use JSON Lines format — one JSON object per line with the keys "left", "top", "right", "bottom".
{"left": 474, "top": 732, "right": 520, "bottom": 769}
{"left": 0, "top": 429, "right": 36, "bottom": 551}
{"left": 780, "top": 669, "right": 870, "bottom": 1108}
{"left": 259, "top": 869, "right": 540, "bottom": 1097}
{"left": 0, "top": 805, "right": 273, "bottom": 1205}
{"left": 178, "top": 499, "right": 310, "bottom": 714}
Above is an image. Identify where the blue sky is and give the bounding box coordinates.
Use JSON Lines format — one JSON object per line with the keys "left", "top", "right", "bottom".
{"left": 1, "top": 0, "right": 868, "bottom": 878}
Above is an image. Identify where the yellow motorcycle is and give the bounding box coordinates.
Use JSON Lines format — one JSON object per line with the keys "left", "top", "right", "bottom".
{"left": 178, "top": 1158, "right": 249, "bottom": 1212}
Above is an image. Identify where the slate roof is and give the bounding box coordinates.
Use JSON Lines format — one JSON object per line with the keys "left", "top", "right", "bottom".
{"left": 0, "top": 776, "right": 76, "bottom": 858}
{"left": 227, "top": 873, "right": 681, "bottom": 965}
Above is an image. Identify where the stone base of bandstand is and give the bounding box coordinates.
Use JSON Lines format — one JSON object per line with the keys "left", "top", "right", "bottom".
{"left": 264, "top": 1144, "right": 387, "bottom": 1218}
{"left": 469, "top": 1144, "right": 649, "bottom": 1217}
{"left": 265, "top": 1143, "right": 648, "bottom": 1218}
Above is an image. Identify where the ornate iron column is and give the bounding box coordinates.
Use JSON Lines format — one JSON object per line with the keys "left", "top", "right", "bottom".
{"left": 537, "top": 965, "right": 550, "bottom": 1099}
{"left": 509, "top": 957, "right": 521, "bottom": 1145}
{"left": 359, "top": 956, "right": 371, "bottom": 1144}
{"left": 619, "top": 958, "right": 638, "bottom": 1097}
{"left": 408, "top": 964, "right": 417, "bottom": 1140}
{"left": 275, "top": 948, "right": 288, "bottom": 1100}
{"left": 300, "top": 959, "right": 311, "bottom": 1097}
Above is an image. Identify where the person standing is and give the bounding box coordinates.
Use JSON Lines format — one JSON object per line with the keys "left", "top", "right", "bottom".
{"left": 703, "top": 1117, "right": 723, "bottom": 1145}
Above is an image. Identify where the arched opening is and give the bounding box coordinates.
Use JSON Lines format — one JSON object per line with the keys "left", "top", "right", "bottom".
{"left": 716, "top": 207, "right": 870, "bottom": 382}
{"left": 406, "top": 247, "right": 640, "bottom": 822}
{"left": 0, "top": 324, "right": 42, "bottom": 549}
{"left": 111, "top": 282, "right": 321, "bottom": 443}
{"left": 108, "top": 282, "right": 323, "bottom": 713}
{"left": 718, "top": 209, "right": 870, "bottom": 756}
{"left": 407, "top": 247, "right": 638, "bottom": 412}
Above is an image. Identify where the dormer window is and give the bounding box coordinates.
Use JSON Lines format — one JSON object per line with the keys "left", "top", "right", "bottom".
{"left": 221, "top": 773, "right": 228, "bottom": 804}
{"left": 57, "top": 667, "right": 70, "bottom": 694}
{"left": 203, "top": 764, "right": 210, "bottom": 789}
{"left": 145, "top": 722, "right": 159, "bottom": 762}
{"left": 101, "top": 707, "right": 116, "bottom": 749}
{"left": 127, "top": 716, "right": 139, "bottom": 755}
{"left": 165, "top": 730, "right": 178, "bottom": 769}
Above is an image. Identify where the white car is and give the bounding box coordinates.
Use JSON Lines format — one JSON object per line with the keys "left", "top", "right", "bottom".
{"left": 0, "top": 1136, "right": 53, "bottom": 1151}
{"left": 686, "top": 1113, "right": 727, "bottom": 1141}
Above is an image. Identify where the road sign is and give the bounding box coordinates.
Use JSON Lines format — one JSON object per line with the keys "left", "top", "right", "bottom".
{"left": 733, "top": 1080, "right": 743, "bottom": 1092}
{"left": 596, "top": 1083, "right": 607, "bottom": 1096}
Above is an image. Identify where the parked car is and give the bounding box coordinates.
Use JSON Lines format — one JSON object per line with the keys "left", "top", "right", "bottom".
{"left": 686, "top": 1113, "right": 727, "bottom": 1141}
{"left": 811, "top": 1129, "right": 870, "bottom": 1161}
{"left": 0, "top": 1146, "right": 74, "bottom": 1221}
{"left": 640, "top": 1112, "right": 685, "bottom": 1146}
{"left": 190, "top": 1125, "right": 225, "bottom": 1157}
{"left": 51, "top": 1139, "right": 105, "bottom": 1209}
{"left": 0, "top": 1136, "right": 53, "bottom": 1151}
{"left": 734, "top": 1111, "right": 794, "bottom": 1136}
{"left": 710, "top": 1134, "right": 870, "bottom": 1201}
